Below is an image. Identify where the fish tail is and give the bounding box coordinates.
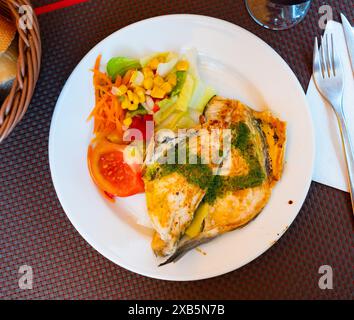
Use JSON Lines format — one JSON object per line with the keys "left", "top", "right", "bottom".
{"left": 159, "top": 236, "right": 215, "bottom": 266}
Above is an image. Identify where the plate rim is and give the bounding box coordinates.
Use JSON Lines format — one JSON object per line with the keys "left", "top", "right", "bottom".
{"left": 49, "top": 14, "right": 315, "bottom": 281}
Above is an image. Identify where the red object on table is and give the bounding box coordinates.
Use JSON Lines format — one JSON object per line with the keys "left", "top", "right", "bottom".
{"left": 35, "top": 0, "right": 89, "bottom": 15}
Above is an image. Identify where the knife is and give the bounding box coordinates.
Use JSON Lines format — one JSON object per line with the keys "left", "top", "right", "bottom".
{"left": 341, "top": 13, "right": 354, "bottom": 74}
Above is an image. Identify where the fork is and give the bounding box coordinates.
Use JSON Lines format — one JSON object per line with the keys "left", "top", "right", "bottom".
{"left": 313, "top": 34, "right": 354, "bottom": 213}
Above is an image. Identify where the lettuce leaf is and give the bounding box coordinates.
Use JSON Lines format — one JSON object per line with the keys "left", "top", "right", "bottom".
{"left": 107, "top": 57, "right": 141, "bottom": 80}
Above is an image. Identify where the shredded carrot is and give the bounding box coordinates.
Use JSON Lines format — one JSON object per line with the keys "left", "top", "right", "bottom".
{"left": 122, "top": 69, "right": 134, "bottom": 85}
{"left": 88, "top": 55, "right": 126, "bottom": 140}
{"left": 114, "top": 75, "right": 122, "bottom": 87}
{"left": 94, "top": 54, "right": 102, "bottom": 70}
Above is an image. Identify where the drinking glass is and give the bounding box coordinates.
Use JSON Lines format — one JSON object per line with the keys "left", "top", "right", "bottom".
{"left": 245, "top": 0, "right": 312, "bottom": 30}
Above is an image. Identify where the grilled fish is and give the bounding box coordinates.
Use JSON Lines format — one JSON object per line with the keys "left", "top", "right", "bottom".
{"left": 143, "top": 129, "right": 220, "bottom": 257}
{"left": 144, "top": 96, "right": 286, "bottom": 264}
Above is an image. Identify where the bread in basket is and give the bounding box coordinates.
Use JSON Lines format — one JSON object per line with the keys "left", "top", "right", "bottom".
{"left": 0, "top": 0, "right": 41, "bottom": 143}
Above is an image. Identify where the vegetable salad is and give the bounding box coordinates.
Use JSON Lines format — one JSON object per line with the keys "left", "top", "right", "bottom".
{"left": 87, "top": 49, "right": 216, "bottom": 200}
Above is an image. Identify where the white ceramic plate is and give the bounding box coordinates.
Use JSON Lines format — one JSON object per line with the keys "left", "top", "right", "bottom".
{"left": 49, "top": 15, "right": 314, "bottom": 281}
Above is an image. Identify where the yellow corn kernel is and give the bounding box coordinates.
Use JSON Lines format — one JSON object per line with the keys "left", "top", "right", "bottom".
{"left": 153, "top": 75, "right": 164, "bottom": 87}
{"left": 143, "top": 77, "right": 153, "bottom": 90}
{"left": 142, "top": 67, "right": 154, "bottom": 78}
{"left": 158, "top": 55, "right": 166, "bottom": 63}
{"left": 128, "top": 103, "right": 139, "bottom": 111}
{"left": 161, "top": 82, "right": 172, "bottom": 94}
{"left": 121, "top": 97, "right": 131, "bottom": 110}
{"left": 130, "top": 70, "right": 141, "bottom": 85}
{"left": 176, "top": 60, "right": 189, "bottom": 71}
{"left": 151, "top": 86, "right": 166, "bottom": 99}
{"left": 127, "top": 90, "right": 134, "bottom": 102}
{"left": 137, "top": 92, "right": 146, "bottom": 103}
{"left": 134, "top": 86, "right": 144, "bottom": 95}
{"left": 167, "top": 73, "right": 177, "bottom": 86}
{"left": 132, "top": 93, "right": 140, "bottom": 105}
{"left": 116, "top": 84, "right": 128, "bottom": 96}
{"left": 148, "top": 58, "right": 160, "bottom": 70}
{"left": 123, "top": 117, "right": 132, "bottom": 127}
{"left": 134, "top": 87, "right": 146, "bottom": 103}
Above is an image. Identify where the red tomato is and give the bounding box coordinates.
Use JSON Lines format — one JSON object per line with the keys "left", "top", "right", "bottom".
{"left": 87, "top": 140, "right": 144, "bottom": 198}
{"left": 152, "top": 104, "right": 160, "bottom": 113}
{"left": 129, "top": 114, "right": 154, "bottom": 142}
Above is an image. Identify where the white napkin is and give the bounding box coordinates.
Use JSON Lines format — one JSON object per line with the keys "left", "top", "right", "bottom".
{"left": 306, "top": 20, "right": 354, "bottom": 192}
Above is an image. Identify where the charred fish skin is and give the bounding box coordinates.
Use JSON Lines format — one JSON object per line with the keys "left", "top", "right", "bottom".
{"left": 158, "top": 234, "right": 215, "bottom": 266}
{"left": 160, "top": 97, "right": 286, "bottom": 266}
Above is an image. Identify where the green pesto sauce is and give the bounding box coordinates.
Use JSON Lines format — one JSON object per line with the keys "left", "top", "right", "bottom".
{"left": 160, "top": 160, "right": 213, "bottom": 190}
{"left": 232, "top": 122, "right": 250, "bottom": 152}
{"left": 145, "top": 148, "right": 213, "bottom": 191}
{"left": 145, "top": 121, "right": 266, "bottom": 204}
{"left": 203, "top": 175, "right": 223, "bottom": 204}
{"left": 204, "top": 122, "right": 266, "bottom": 203}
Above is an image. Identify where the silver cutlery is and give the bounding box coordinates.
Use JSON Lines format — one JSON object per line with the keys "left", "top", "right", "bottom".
{"left": 313, "top": 34, "right": 354, "bottom": 212}
{"left": 341, "top": 13, "right": 354, "bottom": 74}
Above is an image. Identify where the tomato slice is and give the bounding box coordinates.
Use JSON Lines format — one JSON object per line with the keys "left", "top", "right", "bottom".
{"left": 88, "top": 140, "right": 144, "bottom": 197}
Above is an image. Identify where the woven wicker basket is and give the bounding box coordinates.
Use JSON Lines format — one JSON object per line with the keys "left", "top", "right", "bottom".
{"left": 0, "top": 0, "right": 41, "bottom": 143}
